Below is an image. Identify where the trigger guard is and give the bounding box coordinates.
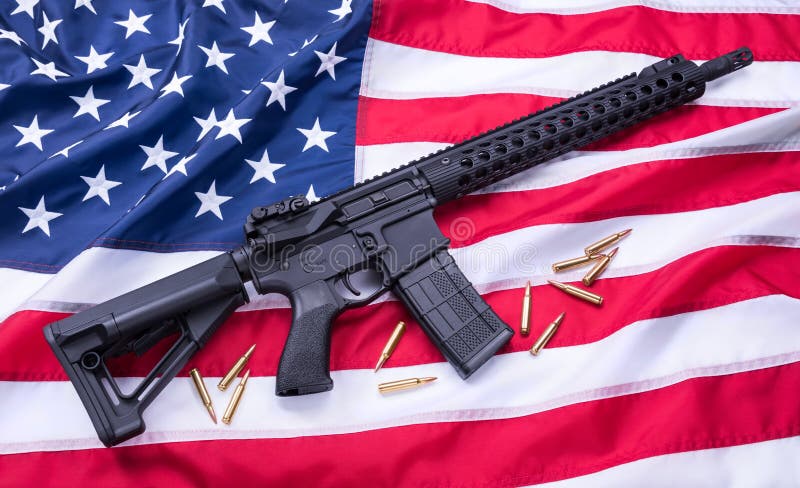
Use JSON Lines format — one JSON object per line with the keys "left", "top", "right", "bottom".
{"left": 341, "top": 272, "right": 361, "bottom": 296}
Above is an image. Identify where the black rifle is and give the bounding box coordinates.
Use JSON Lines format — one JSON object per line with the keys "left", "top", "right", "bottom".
{"left": 44, "top": 48, "right": 753, "bottom": 446}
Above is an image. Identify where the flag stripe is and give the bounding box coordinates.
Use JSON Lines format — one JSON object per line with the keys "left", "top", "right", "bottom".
{"left": 362, "top": 40, "right": 800, "bottom": 107}
{"left": 2, "top": 361, "right": 798, "bottom": 485}
{"left": 4, "top": 189, "right": 799, "bottom": 318}
{"left": 4, "top": 244, "right": 797, "bottom": 380}
{"left": 439, "top": 151, "right": 800, "bottom": 248}
{"left": 357, "top": 107, "right": 800, "bottom": 183}
{"left": 465, "top": 0, "right": 800, "bottom": 15}
{"left": 370, "top": 0, "right": 800, "bottom": 61}
{"left": 533, "top": 436, "right": 800, "bottom": 488}
{"left": 356, "top": 95, "right": 780, "bottom": 146}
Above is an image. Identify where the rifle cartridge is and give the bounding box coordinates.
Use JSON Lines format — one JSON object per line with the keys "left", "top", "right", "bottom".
{"left": 584, "top": 230, "right": 631, "bottom": 256}
{"left": 222, "top": 370, "right": 250, "bottom": 425}
{"left": 520, "top": 281, "right": 532, "bottom": 336}
{"left": 218, "top": 344, "right": 256, "bottom": 391}
{"left": 189, "top": 368, "right": 217, "bottom": 424}
{"left": 582, "top": 247, "right": 619, "bottom": 286}
{"left": 548, "top": 280, "right": 603, "bottom": 306}
{"left": 552, "top": 254, "right": 601, "bottom": 272}
{"left": 530, "top": 312, "right": 565, "bottom": 355}
{"left": 378, "top": 377, "right": 437, "bottom": 394}
{"left": 375, "top": 321, "right": 406, "bottom": 372}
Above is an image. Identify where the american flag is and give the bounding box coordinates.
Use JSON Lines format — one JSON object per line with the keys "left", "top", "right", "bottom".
{"left": 1, "top": 0, "right": 799, "bottom": 485}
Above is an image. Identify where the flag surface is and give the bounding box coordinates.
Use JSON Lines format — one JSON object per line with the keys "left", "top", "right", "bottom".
{"left": 1, "top": 0, "right": 799, "bottom": 486}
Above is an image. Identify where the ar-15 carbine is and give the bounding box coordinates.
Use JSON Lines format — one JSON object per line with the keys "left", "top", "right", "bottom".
{"left": 44, "top": 48, "right": 753, "bottom": 446}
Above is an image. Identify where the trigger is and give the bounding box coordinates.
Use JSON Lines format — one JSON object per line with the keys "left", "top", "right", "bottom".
{"left": 341, "top": 272, "right": 361, "bottom": 296}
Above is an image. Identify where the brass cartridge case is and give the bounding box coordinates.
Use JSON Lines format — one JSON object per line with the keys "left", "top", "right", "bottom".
{"left": 552, "top": 254, "right": 600, "bottom": 273}
{"left": 375, "top": 321, "right": 406, "bottom": 372}
{"left": 584, "top": 229, "right": 632, "bottom": 256}
{"left": 548, "top": 280, "right": 603, "bottom": 306}
{"left": 218, "top": 344, "right": 256, "bottom": 391}
{"left": 530, "top": 312, "right": 565, "bottom": 355}
{"left": 189, "top": 368, "right": 217, "bottom": 424}
{"left": 222, "top": 369, "right": 250, "bottom": 425}
{"left": 378, "top": 377, "right": 436, "bottom": 394}
{"left": 520, "top": 281, "right": 532, "bottom": 336}
{"left": 582, "top": 247, "right": 618, "bottom": 286}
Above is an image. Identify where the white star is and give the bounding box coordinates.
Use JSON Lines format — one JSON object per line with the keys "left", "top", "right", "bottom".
{"left": 75, "top": 45, "right": 114, "bottom": 73}
{"left": 305, "top": 184, "right": 319, "bottom": 203}
{"left": 74, "top": 0, "right": 96, "bottom": 14}
{"left": 104, "top": 111, "right": 140, "bottom": 130}
{"left": 48, "top": 140, "right": 82, "bottom": 159}
{"left": 262, "top": 70, "right": 297, "bottom": 110}
{"left": 123, "top": 55, "right": 161, "bottom": 90}
{"left": 168, "top": 18, "right": 189, "bottom": 53}
{"left": 37, "top": 12, "right": 62, "bottom": 48}
{"left": 241, "top": 12, "right": 274, "bottom": 46}
{"left": 11, "top": 0, "right": 38, "bottom": 18}
{"left": 297, "top": 118, "right": 336, "bottom": 152}
{"left": 139, "top": 135, "right": 178, "bottom": 174}
{"left": 195, "top": 181, "right": 232, "bottom": 220}
{"left": 19, "top": 196, "right": 61, "bottom": 237}
{"left": 202, "top": 0, "right": 226, "bottom": 13}
{"left": 30, "top": 58, "right": 68, "bottom": 81}
{"left": 314, "top": 42, "right": 346, "bottom": 80}
{"left": 199, "top": 42, "right": 235, "bottom": 74}
{"left": 164, "top": 154, "right": 196, "bottom": 179}
{"left": 0, "top": 28, "right": 26, "bottom": 46}
{"left": 14, "top": 115, "right": 53, "bottom": 151}
{"left": 328, "top": 0, "right": 352, "bottom": 22}
{"left": 115, "top": 9, "right": 151, "bottom": 38}
{"left": 70, "top": 86, "right": 110, "bottom": 121}
{"left": 159, "top": 72, "right": 192, "bottom": 98}
{"left": 81, "top": 165, "right": 121, "bottom": 205}
{"left": 245, "top": 148, "right": 284, "bottom": 184}
{"left": 193, "top": 108, "right": 218, "bottom": 141}
{"left": 215, "top": 109, "right": 250, "bottom": 143}
{"left": 288, "top": 35, "right": 317, "bottom": 56}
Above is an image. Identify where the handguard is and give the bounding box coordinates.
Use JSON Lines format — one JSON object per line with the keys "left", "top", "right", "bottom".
{"left": 43, "top": 253, "right": 248, "bottom": 446}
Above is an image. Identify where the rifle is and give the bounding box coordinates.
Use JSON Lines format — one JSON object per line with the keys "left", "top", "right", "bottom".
{"left": 44, "top": 48, "right": 753, "bottom": 446}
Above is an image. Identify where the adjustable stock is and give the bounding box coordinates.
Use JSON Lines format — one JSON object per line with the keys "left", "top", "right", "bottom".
{"left": 44, "top": 253, "right": 248, "bottom": 446}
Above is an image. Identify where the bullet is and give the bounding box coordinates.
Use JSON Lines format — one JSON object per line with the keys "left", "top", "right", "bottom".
{"left": 548, "top": 280, "right": 603, "bottom": 306}
{"left": 189, "top": 368, "right": 217, "bottom": 424}
{"left": 530, "top": 312, "right": 565, "bottom": 355}
{"left": 218, "top": 344, "right": 256, "bottom": 391}
{"left": 520, "top": 281, "right": 532, "bottom": 336}
{"left": 584, "top": 229, "right": 632, "bottom": 256}
{"left": 582, "top": 247, "right": 619, "bottom": 286}
{"left": 222, "top": 369, "right": 250, "bottom": 425}
{"left": 552, "top": 254, "right": 601, "bottom": 273}
{"left": 375, "top": 321, "right": 406, "bottom": 372}
{"left": 378, "top": 377, "right": 437, "bottom": 394}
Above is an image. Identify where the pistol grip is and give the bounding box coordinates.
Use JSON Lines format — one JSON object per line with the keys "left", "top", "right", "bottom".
{"left": 276, "top": 281, "right": 341, "bottom": 396}
{"left": 394, "top": 250, "right": 513, "bottom": 378}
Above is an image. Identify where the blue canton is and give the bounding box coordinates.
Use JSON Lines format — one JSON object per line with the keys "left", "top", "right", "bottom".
{"left": 0, "top": 0, "right": 370, "bottom": 272}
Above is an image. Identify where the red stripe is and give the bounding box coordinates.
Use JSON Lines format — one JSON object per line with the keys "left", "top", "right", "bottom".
{"left": 356, "top": 95, "right": 780, "bottom": 148}
{"left": 2, "top": 245, "right": 798, "bottom": 380}
{"left": 371, "top": 0, "right": 800, "bottom": 61}
{"left": 438, "top": 151, "right": 800, "bottom": 248}
{"left": 3, "top": 362, "right": 799, "bottom": 487}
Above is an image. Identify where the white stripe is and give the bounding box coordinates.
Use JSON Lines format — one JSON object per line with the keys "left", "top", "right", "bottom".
{"left": 3, "top": 191, "right": 799, "bottom": 317}
{"left": 357, "top": 106, "right": 800, "bottom": 183}
{"left": 466, "top": 0, "right": 800, "bottom": 15}
{"left": 534, "top": 436, "right": 800, "bottom": 488}
{"left": 362, "top": 40, "right": 800, "bottom": 108}
{"left": 0, "top": 294, "right": 797, "bottom": 453}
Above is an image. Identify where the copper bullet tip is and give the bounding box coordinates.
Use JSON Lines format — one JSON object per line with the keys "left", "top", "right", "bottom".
{"left": 619, "top": 229, "right": 632, "bottom": 237}
{"left": 607, "top": 247, "right": 619, "bottom": 258}
{"left": 554, "top": 312, "right": 566, "bottom": 325}
{"left": 244, "top": 344, "right": 257, "bottom": 358}
{"left": 548, "top": 280, "right": 565, "bottom": 289}
{"left": 420, "top": 377, "right": 437, "bottom": 384}
{"left": 375, "top": 354, "right": 389, "bottom": 372}
{"left": 241, "top": 369, "right": 251, "bottom": 383}
{"left": 207, "top": 405, "right": 218, "bottom": 424}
